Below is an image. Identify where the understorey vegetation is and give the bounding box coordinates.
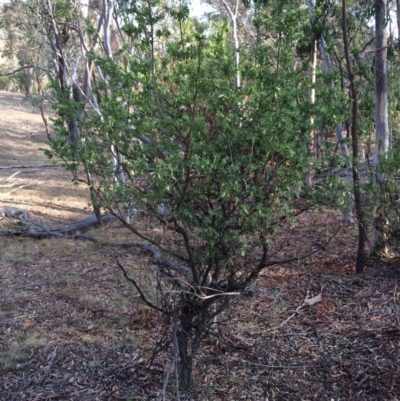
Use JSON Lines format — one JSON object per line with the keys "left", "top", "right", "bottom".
{"left": 1, "top": 0, "right": 400, "bottom": 395}
{"left": 45, "top": 6, "right": 349, "bottom": 388}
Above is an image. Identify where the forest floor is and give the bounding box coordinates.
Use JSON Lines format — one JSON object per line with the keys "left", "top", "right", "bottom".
{"left": 0, "top": 91, "right": 400, "bottom": 401}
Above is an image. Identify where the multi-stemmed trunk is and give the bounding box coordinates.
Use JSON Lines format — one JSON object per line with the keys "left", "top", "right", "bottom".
{"left": 177, "top": 310, "right": 194, "bottom": 389}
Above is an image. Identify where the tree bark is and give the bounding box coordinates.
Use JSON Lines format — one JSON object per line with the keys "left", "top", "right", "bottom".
{"left": 177, "top": 308, "right": 194, "bottom": 389}
{"left": 342, "top": 0, "right": 366, "bottom": 273}
{"left": 371, "top": 0, "right": 389, "bottom": 255}
{"left": 220, "top": 0, "right": 240, "bottom": 89}
{"left": 309, "top": 0, "right": 353, "bottom": 223}
{"left": 318, "top": 36, "right": 354, "bottom": 224}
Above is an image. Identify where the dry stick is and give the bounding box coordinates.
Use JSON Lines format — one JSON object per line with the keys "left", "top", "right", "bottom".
{"left": 117, "top": 261, "right": 166, "bottom": 314}
{"left": 11, "top": 346, "right": 60, "bottom": 401}
{"left": 269, "top": 284, "right": 285, "bottom": 311}
{"left": 0, "top": 182, "right": 38, "bottom": 196}
{"left": 251, "top": 288, "right": 324, "bottom": 336}
{"left": 157, "top": 310, "right": 180, "bottom": 401}
{"left": 10, "top": 379, "right": 33, "bottom": 401}
{"left": 0, "top": 171, "right": 20, "bottom": 184}
{"left": 271, "top": 301, "right": 308, "bottom": 330}
{"left": 0, "top": 182, "right": 28, "bottom": 188}
{"left": 27, "top": 218, "right": 97, "bottom": 241}
{"left": 0, "top": 164, "right": 59, "bottom": 169}
{"left": 0, "top": 64, "right": 53, "bottom": 76}
{"left": 0, "top": 211, "right": 191, "bottom": 276}
{"left": 242, "top": 360, "right": 311, "bottom": 370}
{"left": 393, "top": 284, "right": 400, "bottom": 327}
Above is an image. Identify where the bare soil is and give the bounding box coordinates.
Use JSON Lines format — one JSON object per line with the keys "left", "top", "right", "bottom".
{"left": 0, "top": 91, "right": 90, "bottom": 223}
{"left": 0, "top": 91, "right": 399, "bottom": 401}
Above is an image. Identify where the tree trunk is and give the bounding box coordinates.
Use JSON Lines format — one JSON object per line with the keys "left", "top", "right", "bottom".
{"left": 177, "top": 309, "right": 193, "bottom": 389}
{"left": 371, "top": 0, "right": 389, "bottom": 255}
{"left": 342, "top": 0, "right": 366, "bottom": 273}
{"left": 310, "top": 38, "right": 317, "bottom": 157}
{"left": 220, "top": 0, "right": 240, "bottom": 90}
{"left": 310, "top": 0, "right": 353, "bottom": 223}
{"left": 318, "top": 36, "right": 354, "bottom": 224}
{"left": 397, "top": 0, "right": 400, "bottom": 62}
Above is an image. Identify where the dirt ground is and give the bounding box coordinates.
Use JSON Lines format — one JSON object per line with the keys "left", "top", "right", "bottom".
{"left": 0, "top": 91, "right": 400, "bottom": 401}
{"left": 0, "top": 91, "right": 90, "bottom": 223}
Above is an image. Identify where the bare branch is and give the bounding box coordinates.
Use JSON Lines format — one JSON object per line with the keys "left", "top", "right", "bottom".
{"left": 242, "top": 360, "right": 312, "bottom": 370}
{"left": 0, "top": 64, "right": 53, "bottom": 77}
{"left": 117, "top": 260, "right": 166, "bottom": 314}
{"left": 0, "top": 171, "right": 20, "bottom": 184}
{"left": 157, "top": 310, "right": 180, "bottom": 401}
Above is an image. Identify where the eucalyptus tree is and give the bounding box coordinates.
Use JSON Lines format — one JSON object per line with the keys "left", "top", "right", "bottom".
{"left": 307, "top": 0, "right": 354, "bottom": 223}
{"left": 1, "top": 0, "right": 52, "bottom": 95}
{"left": 371, "top": 0, "right": 389, "bottom": 254}
{"left": 341, "top": 0, "right": 368, "bottom": 273}
{"left": 1, "top": 0, "right": 132, "bottom": 219}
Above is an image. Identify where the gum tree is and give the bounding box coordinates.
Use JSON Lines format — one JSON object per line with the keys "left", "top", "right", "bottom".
{"left": 371, "top": 0, "right": 390, "bottom": 255}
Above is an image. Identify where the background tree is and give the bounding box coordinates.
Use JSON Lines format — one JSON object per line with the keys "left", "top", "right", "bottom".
{"left": 371, "top": 0, "right": 389, "bottom": 255}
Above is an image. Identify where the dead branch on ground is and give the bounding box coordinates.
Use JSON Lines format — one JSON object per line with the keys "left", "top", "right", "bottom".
{"left": 0, "top": 171, "right": 40, "bottom": 195}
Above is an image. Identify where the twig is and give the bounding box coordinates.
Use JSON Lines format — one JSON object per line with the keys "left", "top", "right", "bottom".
{"left": 10, "top": 380, "right": 33, "bottom": 401}
{"left": 393, "top": 284, "right": 400, "bottom": 327}
{"left": 0, "top": 64, "right": 53, "bottom": 76}
{"left": 11, "top": 346, "right": 60, "bottom": 401}
{"left": 0, "top": 164, "right": 59, "bottom": 169}
{"left": 157, "top": 310, "right": 180, "bottom": 401}
{"left": 242, "top": 360, "right": 311, "bottom": 369}
{"left": 0, "top": 181, "right": 28, "bottom": 188}
{"left": 0, "top": 182, "right": 38, "bottom": 196}
{"left": 265, "top": 289, "right": 324, "bottom": 333}
{"left": 270, "top": 302, "right": 307, "bottom": 331}
{"left": 269, "top": 284, "right": 285, "bottom": 311}
{"left": 0, "top": 171, "right": 20, "bottom": 184}
{"left": 117, "top": 260, "right": 166, "bottom": 314}
{"left": 196, "top": 291, "right": 242, "bottom": 300}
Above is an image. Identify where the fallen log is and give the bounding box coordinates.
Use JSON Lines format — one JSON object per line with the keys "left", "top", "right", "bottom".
{"left": 0, "top": 211, "right": 192, "bottom": 277}
{"left": 0, "top": 164, "right": 60, "bottom": 169}
{"left": 0, "top": 213, "right": 115, "bottom": 238}
{"left": 27, "top": 213, "right": 115, "bottom": 236}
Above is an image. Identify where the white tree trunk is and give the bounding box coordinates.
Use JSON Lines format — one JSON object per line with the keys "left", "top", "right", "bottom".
{"left": 371, "top": 0, "right": 389, "bottom": 254}
{"left": 318, "top": 37, "right": 354, "bottom": 224}
{"left": 220, "top": 0, "right": 240, "bottom": 89}
{"left": 309, "top": 0, "right": 353, "bottom": 223}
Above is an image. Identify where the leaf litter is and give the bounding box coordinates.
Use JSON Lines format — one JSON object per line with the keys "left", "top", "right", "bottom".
{"left": 0, "top": 92, "right": 399, "bottom": 400}
{"left": 0, "top": 215, "right": 399, "bottom": 400}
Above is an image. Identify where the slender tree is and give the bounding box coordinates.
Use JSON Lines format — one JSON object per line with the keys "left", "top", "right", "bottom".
{"left": 342, "top": 0, "right": 366, "bottom": 273}
{"left": 309, "top": 0, "right": 354, "bottom": 224}
{"left": 371, "top": 0, "right": 390, "bottom": 255}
